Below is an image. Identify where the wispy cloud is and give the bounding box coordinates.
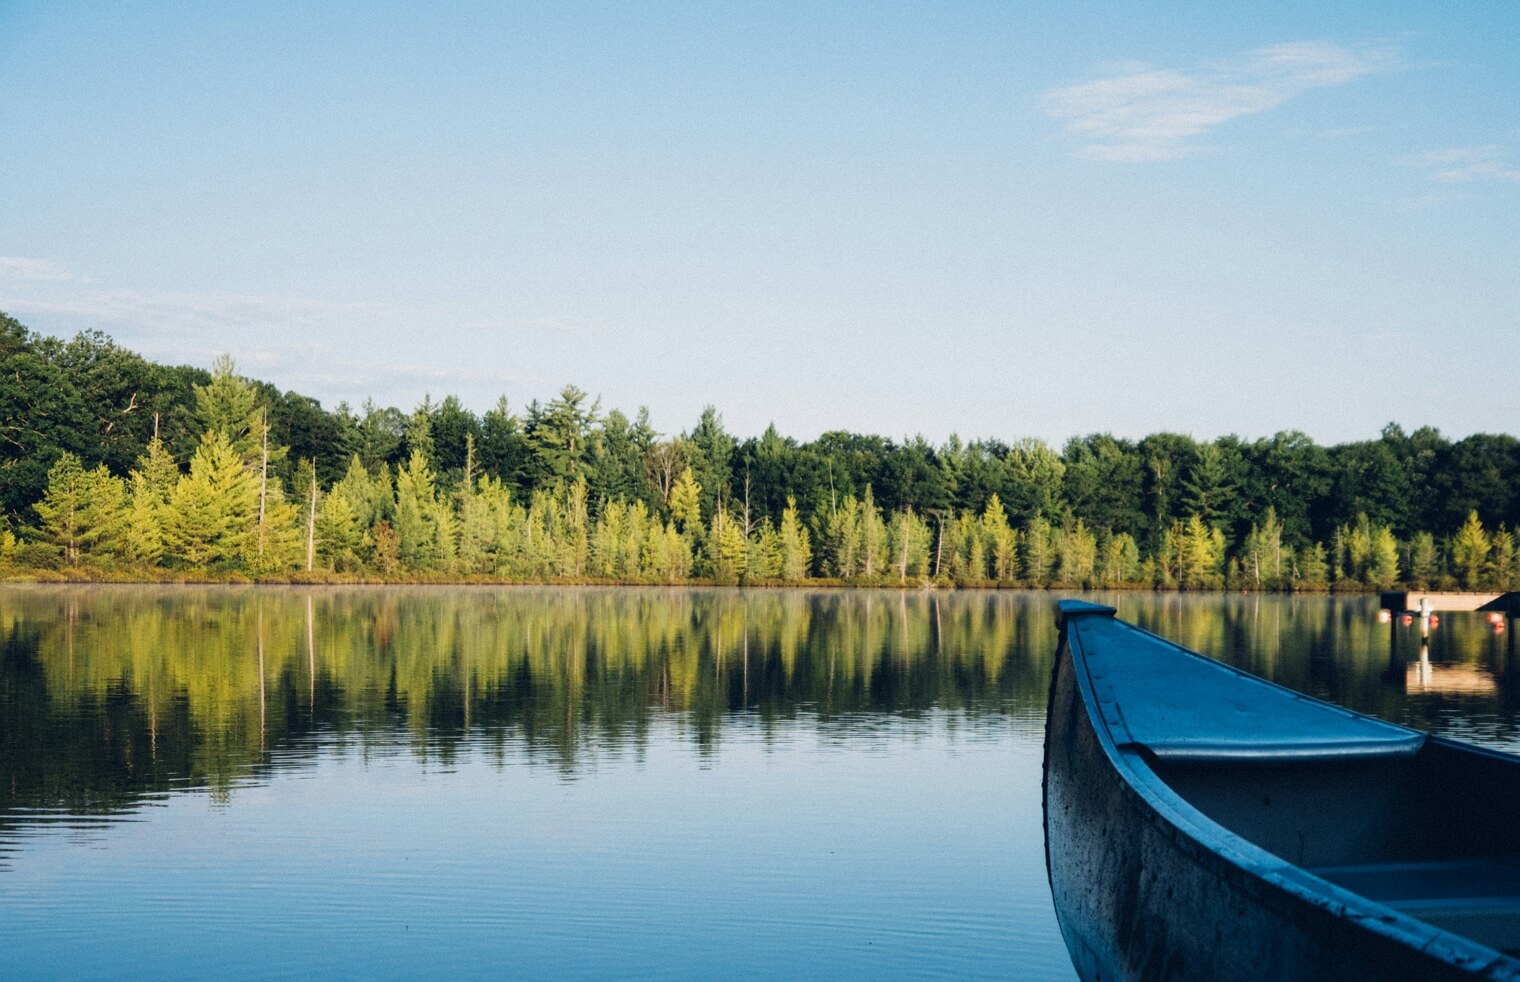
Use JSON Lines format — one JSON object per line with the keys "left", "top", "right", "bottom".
{"left": 1418, "top": 146, "right": 1520, "bottom": 183}
{"left": 0, "top": 257, "right": 83, "bottom": 282}
{"left": 1, "top": 289, "right": 393, "bottom": 342}
{"left": 0, "top": 277, "right": 591, "bottom": 408}
{"left": 1044, "top": 41, "right": 1398, "bottom": 162}
{"left": 0, "top": 285, "right": 599, "bottom": 344}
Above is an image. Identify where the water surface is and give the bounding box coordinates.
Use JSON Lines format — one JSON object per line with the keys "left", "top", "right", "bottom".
{"left": 1, "top": 587, "right": 1516, "bottom": 979}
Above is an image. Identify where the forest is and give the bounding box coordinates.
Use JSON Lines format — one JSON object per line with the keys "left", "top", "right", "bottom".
{"left": 4, "top": 310, "right": 1519, "bottom": 590}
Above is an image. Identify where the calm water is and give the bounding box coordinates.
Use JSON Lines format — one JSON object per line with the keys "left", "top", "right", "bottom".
{"left": 2, "top": 587, "right": 1518, "bottom": 980}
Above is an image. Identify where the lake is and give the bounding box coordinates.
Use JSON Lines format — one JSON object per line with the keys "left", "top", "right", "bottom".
{"left": 2, "top": 587, "right": 1516, "bottom": 980}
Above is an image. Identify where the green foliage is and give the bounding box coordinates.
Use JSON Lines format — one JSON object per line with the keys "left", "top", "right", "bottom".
{"left": 33, "top": 452, "right": 128, "bottom": 564}
{"left": 1451, "top": 511, "right": 1490, "bottom": 589}
{"left": 6, "top": 314, "right": 1520, "bottom": 591}
{"left": 1241, "top": 507, "right": 1286, "bottom": 590}
{"left": 1407, "top": 532, "right": 1440, "bottom": 588}
{"left": 526, "top": 386, "right": 597, "bottom": 487}
{"left": 1369, "top": 526, "right": 1400, "bottom": 589}
{"left": 887, "top": 508, "right": 932, "bottom": 582}
{"left": 668, "top": 467, "right": 702, "bottom": 538}
{"left": 778, "top": 498, "right": 811, "bottom": 581}
{"left": 194, "top": 356, "right": 265, "bottom": 460}
{"left": 163, "top": 432, "right": 258, "bottom": 567}
{"left": 1058, "top": 519, "right": 1098, "bottom": 587}
{"left": 1022, "top": 516, "right": 1055, "bottom": 587}
{"left": 1098, "top": 532, "right": 1141, "bottom": 586}
{"left": 1489, "top": 527, "right": 1518, "bottom": 590}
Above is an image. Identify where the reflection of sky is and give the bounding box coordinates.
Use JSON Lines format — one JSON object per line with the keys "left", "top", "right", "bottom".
{"left": 0, "top": 717, "right": 1074, "bottom": 981}
{"left": 7, "top": 589, "right": 1520, "bottom": 979}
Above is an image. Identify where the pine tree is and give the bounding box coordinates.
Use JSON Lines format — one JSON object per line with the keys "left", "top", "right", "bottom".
{"left": 315, "top": 489, "right": 363, "bottom": 571}
{"left": 1408, "top": 532, "right": 1439, "bottom": 588}
{"left": 123, "top": 471, "right": 165, "bottom": 566}
{"left": 622, "top": 500, "right": 650, "bottom": 576}
{"left": 1296, "top": 541, "right": 1330, "bottom": 588}
{"left": 888, "top": 508, "right": 931, "bottom": 583}
{"left": 859, "top": 485, "right": 885, "bottom": 579}
{"left": 1098, "top": 532, "right": 1140, "bottom": 586}
{"left": 708, "top": 503, "right": 748, "bottom": 584}
{"left": 162, "top": 432, "right": 258, "bottom": 568}
{"left": 1241, "top": 506, "right": 1285, "bottom": 589}
{"left": 591, "top": 500, "right": 626, "bottom": 578}
{"left": 746, "top": 518, "right": 783, "bottom": 580}
{"left": 393, "top": 449, "right": 441, "bottom": 571}
{"left": 193, "top": 356, "right": 267, "bottom": 464}
{"left": 1368, "top": 525, "right": 1400, "bottom": 589}
{"left": 1023, "top": 516, "right": 1055, "bottom": 587}
{"left": 981, "top": 494, "right": 1018, "bottom": 581}
{"left": 778, "top": 497, "right": 811, "bottom": 581}
{"left": 34, "top": 452, "right": 128, "bottom": 564}
{"left": 1059, "top": 519, "right": 1098, "bottom": 587}
{"left": 1180, "top": 514, "right": 1225, "bottom": 590}
{"left": 1451, "top": 511, "right": 1490, "bottom": 589}
{"left": 1489, "top": 526, "right": 1517, "bottom": 589}
{"left": 668, "top": 466, "right": 703, "bottom": 537}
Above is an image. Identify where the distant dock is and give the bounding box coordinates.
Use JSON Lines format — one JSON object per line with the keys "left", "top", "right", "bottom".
{"left": 1379, "top": 591, "right": 1520, "bottom": 616}
{"left": 1378, "top": 591, "right": 1518, "bottom": 660}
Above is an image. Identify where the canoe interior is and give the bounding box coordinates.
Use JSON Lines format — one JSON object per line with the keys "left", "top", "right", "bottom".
{"left": 1150, "top": 739, "right": 1520, "bottom": 955}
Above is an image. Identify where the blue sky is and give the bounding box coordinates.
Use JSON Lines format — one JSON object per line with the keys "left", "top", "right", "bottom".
{"left": 1, "top": 2, "right": 1516, "bottom": 445}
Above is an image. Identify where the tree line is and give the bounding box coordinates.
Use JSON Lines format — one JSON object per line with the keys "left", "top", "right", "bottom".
{"left": 5, "top": 311, "right": 1520, "bottom": 590}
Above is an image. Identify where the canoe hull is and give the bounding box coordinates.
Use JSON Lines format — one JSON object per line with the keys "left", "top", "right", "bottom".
{"left": 1043, "top": 607, "right": 1516, "bottom": 981}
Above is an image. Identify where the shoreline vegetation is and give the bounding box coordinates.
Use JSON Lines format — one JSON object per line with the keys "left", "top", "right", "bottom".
{"left": 4, "top": 311, "right": 1519, "bottom": 595}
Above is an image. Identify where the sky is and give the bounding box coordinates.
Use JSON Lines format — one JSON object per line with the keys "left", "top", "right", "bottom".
{"left": 1, "top": 1, "right": 1516, "bottom": 447}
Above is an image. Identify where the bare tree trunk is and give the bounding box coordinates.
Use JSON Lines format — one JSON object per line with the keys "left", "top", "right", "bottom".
{"left": 899, "top": 516, "right": 909, "bottom": 582}
{"left": 258, "top": 412, "right": 269, "bottom": 560}
{"left": 743, "top": 473, "right": 752, "bottom": 538}
{"left": 306, "top": 465, "right": 317, "bottom": 572}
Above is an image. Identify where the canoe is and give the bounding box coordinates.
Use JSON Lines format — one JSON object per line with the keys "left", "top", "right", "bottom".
{"left": 1044, "top": 600, "right": 1520, "bottom": 981}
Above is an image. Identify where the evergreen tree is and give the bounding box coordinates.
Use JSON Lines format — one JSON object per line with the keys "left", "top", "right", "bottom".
{"left": 859, "top": 485, "right": 886, "bottom": 578}
{"left": 1488, "top": 526, "right": 1517, "bottom": 589}
{"left": 1241, "top": 506, "right": 1285, "bottom": 589}
{"left": 526, "top": 386, "right": 597, "bottom": 487}
{"left": 1451, "top": 511, "right": 1490, "bottom": 589}
{"left": 689, "top": 406, "right": 735, "bottom": 522}
{"left": 193, "top": 356, "right": 264, "bottom": 461}
{"left": 1058, "top": 519, "right": 1098, "bottom": 587}
{"left": 746, "top": 518, "right": 783, "bottom": 580}
{"left": 1408, "top": 531, "right": 1440, "bottom": 588}
{"left": 123, "top": 471, "right": 165, "bottom": 566}
{"left": 1368, "top": 525, "right": 1400, "bottom": 589}
{"left": 981, "top": 494, "right": 1018, "bottom": 581}
{"left": 1098, "top": 532, "right": 1141, "bottom": 586}
{"left": 708, "top": 503, "right": 748, "bottom": 584}
{"left": 1295, "top": 541, "right": 1330, "bottom": 588}
{"left": 668, "top": 467, "right": 703, "bottom": 538}
{"left": 33, "top": 452, "right": 128, "bottom": 564}
{"left": 393, "top": 449, "right": 442, "bottom": 571}
{"left": 1023, "top": 516, "right": 1055, "bottom": 587}
{"left": 778, "top": 497, "right": 812, "bottom": 581}
{"left": 315, "top": 488, "right": 363, "bottom": 571}
{"left": 1003, "top": 438, "right": 1066, "bottom": 523}
{"left": 1180, "top": 515, "right": 1226, "bottom": 590}
{"left": 888, "top": 508, "right": 931, "bottom": 583}
{"left": 163, "top": 432, "right": 258, "bottom": 568}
